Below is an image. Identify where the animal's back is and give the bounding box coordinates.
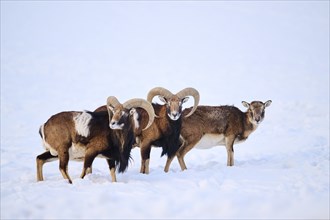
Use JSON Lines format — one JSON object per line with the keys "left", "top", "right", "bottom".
{"left": 43, "top": 111, "right": 77, "bottom": 143}
{"left": 182, "top": 105, "right": 245, "bottom": 135}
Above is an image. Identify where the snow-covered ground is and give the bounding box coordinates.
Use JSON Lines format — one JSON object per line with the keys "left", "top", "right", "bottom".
{"left": 1, "top": 1, "right": 329, "bottom": 219}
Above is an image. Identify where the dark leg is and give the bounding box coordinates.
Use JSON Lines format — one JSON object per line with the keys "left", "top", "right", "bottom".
{"left": 140, "top": 145, "right": 151, "bottom": 174}
{"left": 176, "top": 140, "right": 200, "bottom": 171}
{"left": 58, "top": 150, "right": 72, "bottom": 184}
{"left": 80, "top": 149, "right": 98, "bottom": 179}
{"left": 36, "top": 151, "right": 58, "bottom": 181}
{"left": 164, "top": 155, "right": 175, "bottom": 173}
{"left": 106, "top": 159, "right": 117, "bottom": 182}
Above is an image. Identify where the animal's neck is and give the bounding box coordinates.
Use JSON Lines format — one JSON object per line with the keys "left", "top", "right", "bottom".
{"left": 168, "top": 115, "right": 182, "bottom": 127}
{"left": 158, "top": 105, "right": 168, "bottom": 117}
{"left": 243, "top": 111, "right": 258, "bottom": 138}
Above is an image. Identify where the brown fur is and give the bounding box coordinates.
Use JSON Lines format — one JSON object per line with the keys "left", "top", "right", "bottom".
{"left": 137, "top": 104, "right": 184, "bottom": 174}
{"left": 96, "top": 104, "right": 183, "bottom": 174}
{"left": 95, "top": 105, "right": 143, "bottom": 141}
{"left": 164, "top": 100, "right": 272, "bottom": 172}
{"left": 36, "top": 110, "right": 135, "bottom": 184}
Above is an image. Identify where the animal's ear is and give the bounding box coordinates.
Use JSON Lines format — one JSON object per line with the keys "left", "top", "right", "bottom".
{"left": 108, "top": 105, "right": 115, "bottom": 112}
{"left": 242, "top": 101, "right": 250, "bottom": 108}
{"left": 182, "top": 97, "right": 189, "bottom": 104}
{"left": 129, "top": 108, "right": 136, "bottom": 115}
{"left": 158, "top": 96, "right": 167, "bottom": 104}
{"left": 264, "top": 100, "right": 272, "bottom": 108}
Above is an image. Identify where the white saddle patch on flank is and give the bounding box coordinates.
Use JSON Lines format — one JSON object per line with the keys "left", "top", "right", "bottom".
{"left": 74, "top": 111, "right": 92, "bottom": 137}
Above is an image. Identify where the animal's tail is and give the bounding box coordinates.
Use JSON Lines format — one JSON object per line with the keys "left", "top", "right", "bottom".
{"left": 39, "top": 124, "right": 44, "bottom": 139}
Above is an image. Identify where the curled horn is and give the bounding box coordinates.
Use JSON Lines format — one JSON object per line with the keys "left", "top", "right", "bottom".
{"left": 176, "top": 87, "right": 200, "bottom": 118}
{"left": 123, "top": 98, "right": 156, "bottom": 130}
{"left": 105, "top": 96, "right": 119, "bottom": 125}
{"left": 147, "top": 87, "right": 174, "bottom": 103}
{"left": 107, "top": 96, "right": 122, "bottom": 108}
{"left": 106, "top": 96, "right": 123, "bottom": 122}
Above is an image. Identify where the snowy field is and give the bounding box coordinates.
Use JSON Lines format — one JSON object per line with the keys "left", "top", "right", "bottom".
{"left": 1, "top": 1, "right": 329, "bottom": 219}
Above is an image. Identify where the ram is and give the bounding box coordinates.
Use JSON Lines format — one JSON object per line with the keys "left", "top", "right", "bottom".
{"left": 164, "top": 100, "right": 272, "bottom": 172}
{"left": 95, "top": 87, "right": 200, "bottom": 174}
{"left": 36, "top": 96, "right": 155, "bottom": 184}
{"left": 137, "top": 87, "right": 200, "bottom": 174}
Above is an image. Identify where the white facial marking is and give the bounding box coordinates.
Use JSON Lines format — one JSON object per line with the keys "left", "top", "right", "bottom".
{"left": 169, "top": 111, "right": 180, "bottom": 121}
{"left": 110, "top": 122, "right": 124, "bottom": 130}
{"left": 250, "top": 118, "right": 259, "bottom": 126}
{"left": 74, "top": 111, "right": 92, "bottom": 137}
